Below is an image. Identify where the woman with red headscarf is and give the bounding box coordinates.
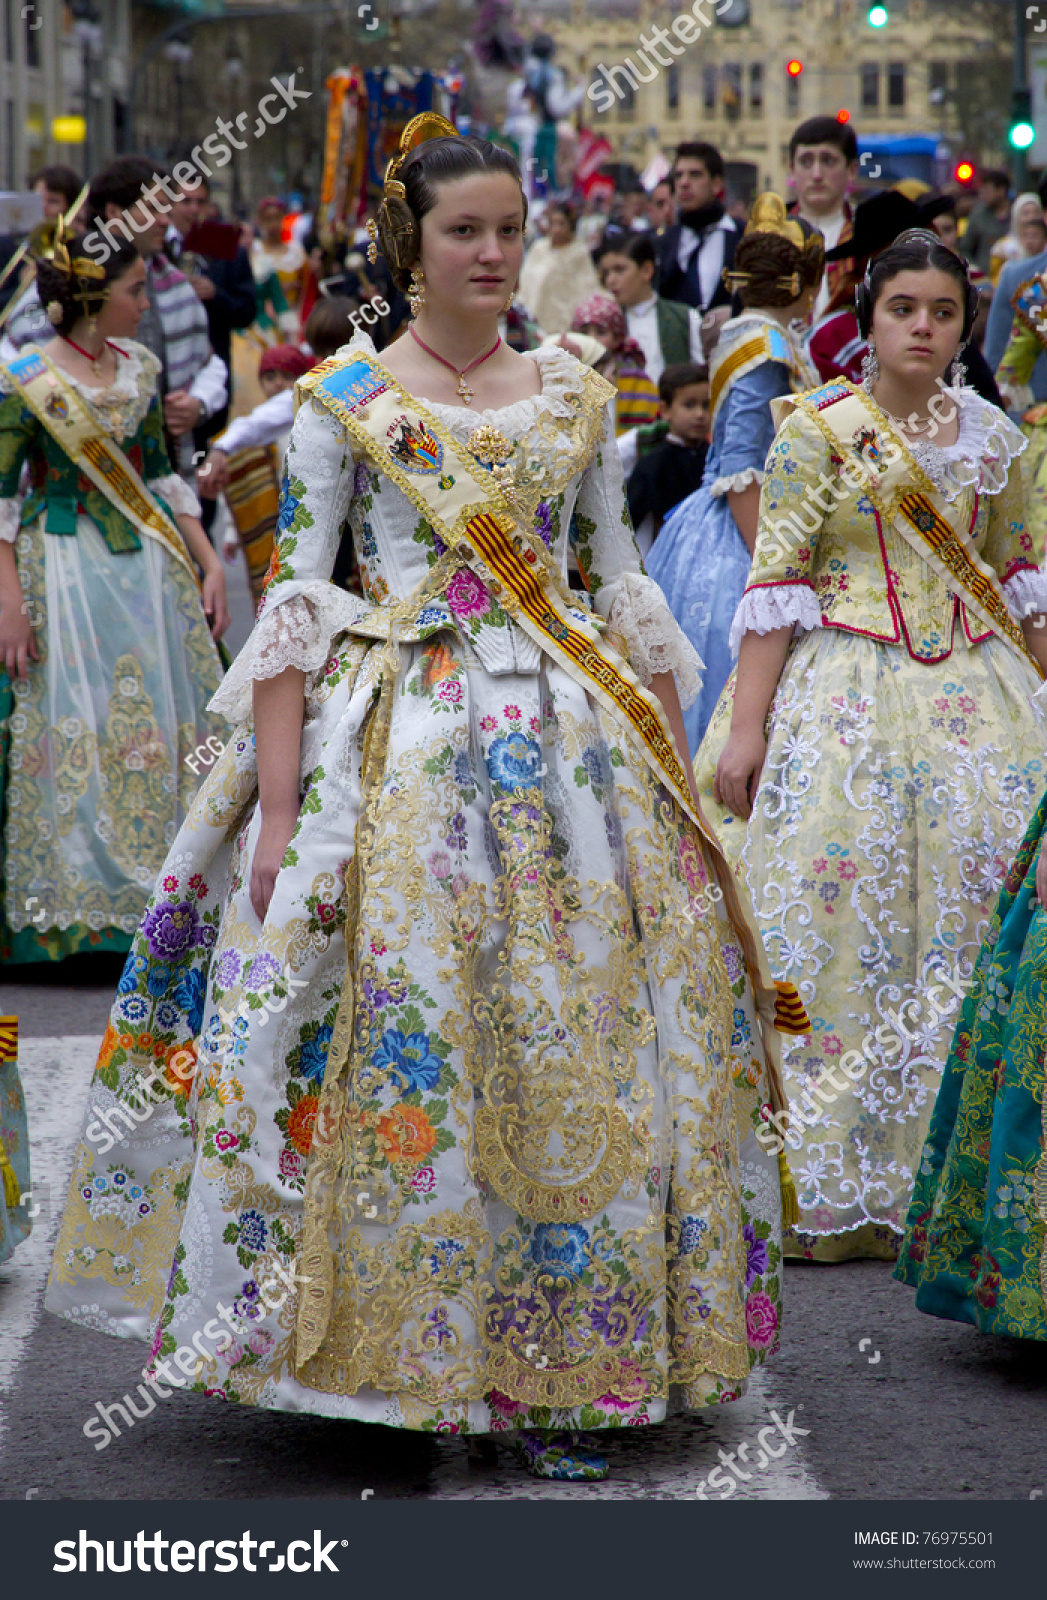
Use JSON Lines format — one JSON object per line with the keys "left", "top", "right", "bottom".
{"left": 569, "top": 290, "right": 660, "bottom": 435}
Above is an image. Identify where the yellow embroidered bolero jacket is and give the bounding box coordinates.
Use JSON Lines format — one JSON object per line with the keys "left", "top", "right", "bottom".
{"left": 730, "top": 379, "right": 1045, "bottom": 662}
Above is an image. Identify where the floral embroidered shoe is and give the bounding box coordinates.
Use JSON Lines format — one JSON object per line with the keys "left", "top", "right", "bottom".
{"left": 509, "top": 1429, "right": 609, "bottom": 1481}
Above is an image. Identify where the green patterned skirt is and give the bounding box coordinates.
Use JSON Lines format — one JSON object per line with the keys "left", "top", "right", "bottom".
{"left": 894, "top": 788, "right": 1047, "bottom": 1338}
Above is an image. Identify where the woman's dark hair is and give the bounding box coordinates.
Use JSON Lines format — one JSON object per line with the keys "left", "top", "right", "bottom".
{"left": 859, "top": 229, "right": 977, "bottom": 340}
{"left": 374, "top": 135, "right": 527, "bottom": 292}
{"left": 732, "top": 216, "right": 824, "bottom": 309}
{"left": 545, "top": 200, "right": 575, "bottom": 234}
{"left": 600, "top": 233, "right": 657, "bottom": 271}
{"left": 34, "top": 233, "right": 139, "bottom": 337}
{"left": 305, "top": 294, "right": 361, "bottom": 360}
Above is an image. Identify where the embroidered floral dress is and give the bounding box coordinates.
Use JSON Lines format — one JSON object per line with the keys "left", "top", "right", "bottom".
{"left": 647, "top": 312, "right": 816, "bottom": 752}
{"left": 695, "top": 379, "right": 1047, "bottom": 1261}
{"left": 995, "top": 271, "right": 1047, "bottom": 563}
{"left": 46, "top": 333, "right": 788, "bottom": 1437}
{"left": 0, "top": 341, "right": 225, "bottom": 965}
{"left": 895, "top": 787, "right": 1047, "bottom": 1338}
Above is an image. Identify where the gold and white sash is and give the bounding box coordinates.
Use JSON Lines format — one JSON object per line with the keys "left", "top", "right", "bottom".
{"left": 790, "top": 381, "right": 1040, "bottom": 674}
{"left": 3, "top": 345, "right": 199, "bottom": 584}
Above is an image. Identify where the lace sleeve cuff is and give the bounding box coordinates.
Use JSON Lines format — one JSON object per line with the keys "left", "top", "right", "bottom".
{"left": 708, "top": 466, "right": 764, "bottom": 499}
{"left": 208, "top": 582, "right": 367, "bottom": 723}
{"left": 729, "top": 583, "right": 823, "bottom": 656}
{"left": 1004, "top": 566, "right": 1047, "bottom": 619}
{"left": 148, "top": 473, "right": 201, "bottom": 520}
{"left": 0, "top": 496, "right": 22, "bottom": 542}
{"left": 602, "top": 570, "right": 703, "bottom": 707}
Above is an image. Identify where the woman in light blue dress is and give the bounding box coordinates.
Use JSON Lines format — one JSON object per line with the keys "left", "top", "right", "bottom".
{"left": 646, "top": 196, "right": 822, "bottom": 752}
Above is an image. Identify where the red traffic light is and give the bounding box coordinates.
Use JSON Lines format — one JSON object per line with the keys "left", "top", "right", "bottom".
{"left": 786, "top": 59, "right": 803, "bottom": 76}
{"left": 954, "top": 160, "right": 975, "bottom": 184}
{"left": 836, "top": 108, "right": 851, "bottom": 123}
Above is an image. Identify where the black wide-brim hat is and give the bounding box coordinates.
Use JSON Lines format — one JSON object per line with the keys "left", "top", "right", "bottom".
{"left": 823, "top": 190, "right": 924, "bottom": 262}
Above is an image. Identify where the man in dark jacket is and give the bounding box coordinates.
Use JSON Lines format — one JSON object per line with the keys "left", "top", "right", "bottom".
{"left": 655, "top": 142, "right": 738, "bottom": 314}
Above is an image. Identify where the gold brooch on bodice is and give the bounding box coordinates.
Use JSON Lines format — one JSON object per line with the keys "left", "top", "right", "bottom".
{"left": 466, "top": 422, "right": 521, "bottom": 508}
{"left": 466, "top": 422, "right": 512, "bottom": 465}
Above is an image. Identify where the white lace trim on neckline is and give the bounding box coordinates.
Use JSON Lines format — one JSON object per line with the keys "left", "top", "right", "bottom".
{"left": 880, "top": 385, "right": 1026, "bottom": 500}
{"left": 336, "top": 329, "right": 589, "bottom": 436}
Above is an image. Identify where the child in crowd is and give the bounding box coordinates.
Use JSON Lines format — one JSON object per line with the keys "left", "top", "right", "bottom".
{"left": 625, "top": 362, "right": 710, "bottom": 556}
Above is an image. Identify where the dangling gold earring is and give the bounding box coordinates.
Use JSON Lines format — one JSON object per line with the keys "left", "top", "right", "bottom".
{"left": 502, "top": 288, "right": 515, "bottom": 312}
{"left": 408, "top": 264, "right": 425, "bottom": 318}
{"left": 366, "top": 218, "right": 379, "bottom": 265}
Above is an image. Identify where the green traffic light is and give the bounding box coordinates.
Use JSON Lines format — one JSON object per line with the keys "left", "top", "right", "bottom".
{"left": 868, "top": 4, "right": 888, "bottom": 24}
{"left": 1011, "top": 122, "right": 1036, "bottom": 150}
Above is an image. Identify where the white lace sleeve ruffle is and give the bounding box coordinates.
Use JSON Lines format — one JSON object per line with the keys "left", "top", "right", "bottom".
{"left": 208, "top": 582, "right": 367, "bottom": 723}
{"left": 148, "top": 473, "right": 201, "bottom": 519}
{"left": 1004, "top": 566, "right": 1047, "bottom": 620}
{"left": 729, "top": 582, "right": 823, "bottom": 656}
{"left": 601, "top": 570, "right": 703, "bottom": 707}
{"left": 0, "top": 495, "right": 21, "bottom": 542}
{"left": 709, "top": 466, "right": 764, "bottom": 499}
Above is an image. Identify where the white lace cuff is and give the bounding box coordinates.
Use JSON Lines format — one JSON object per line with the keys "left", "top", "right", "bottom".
{"left": 148, "top": 473, "right": 201, "bottom": 520}
{"left": 0, "top": 495, "right": 22, "bottom": 542}
{"left": 709, "top": 467, "right": 763, "bottom": 499}
{"left": 601, "top": 570, "right": 703, "bottom": 707}
{"left": 1004, "top": 566, "right": 1047, "bottom": 619}
{"left": 209, "top": 583, "right": 367, "bottom": 723}
{"left": 729, "top": 583, "right": 823, "bottom": 656}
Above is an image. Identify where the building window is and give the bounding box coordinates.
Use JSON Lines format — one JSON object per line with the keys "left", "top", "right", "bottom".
{"left": 749, "top": 61, "right": 763, "bottom": 115}
{"left": 723, "top": 61, "right": 741, "bottom": 121}
{"left": 786, "top": 68, "right": 800, "bottom": 116}
{"left": 888, "top": 61, "right": 905, "bottom": 110}
{"left": 618, "top": 77, "right": 636, "bottom": 121}
{"left": 861, "top": 63, "right": 879, "bottom": 111}
{"left": 666, "top": 61, "right": 680, "bottom": 117}
{"left": 703, "top": 63, "right": 717, "bottom": 113}
{"left": 929, "top": 59, "right": 949, "bottom": 108}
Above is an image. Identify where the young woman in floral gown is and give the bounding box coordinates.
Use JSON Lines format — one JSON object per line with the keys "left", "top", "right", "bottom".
{"left": 46, "top": 120, "right": 802, "bottom": 1481}
{"left": 697, "top": 231, "right": 1047, "bottom": 1262}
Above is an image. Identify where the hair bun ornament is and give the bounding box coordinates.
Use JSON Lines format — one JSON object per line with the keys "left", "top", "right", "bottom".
{"left": 743, "top": 192, "right": 806, "bottom": 252}
{"left": 46, "top": 299, "right": 64, "bottom": 326}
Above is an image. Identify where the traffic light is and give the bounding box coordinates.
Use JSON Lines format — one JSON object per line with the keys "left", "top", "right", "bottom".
{"left": 954, "top": 160, "right": 975, "bottom": 185}
{"left": 786, "top": 58, "right": 802, "bottom": 77}
{"left": 836, "top": 108, "right": 851, "bottom": 124}
{"left": 1010, "top": 89, "right": 1035, "bottom": 150}
{"left": 867, "top": 4, "right": 889, "bottom": 23}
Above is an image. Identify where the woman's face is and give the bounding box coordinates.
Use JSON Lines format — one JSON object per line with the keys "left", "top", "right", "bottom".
{"left": 870, "top": 266, "right": 964, "bottom": 386}
{"left": 547, "top": 209, "right": 572, "bottom": 247}
{"left": 95, "top": 256, "right": 149, "bottom": 339}
{"left": 417, "top": 172, "right": 525, "bottom": 319}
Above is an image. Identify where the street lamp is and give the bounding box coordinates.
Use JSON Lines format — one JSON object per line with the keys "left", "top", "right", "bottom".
{"left": 70, "top": 1, "right": 103, "bottom": 175}
{"left": 162, "top": 30, "right": 194, "bottom": 156}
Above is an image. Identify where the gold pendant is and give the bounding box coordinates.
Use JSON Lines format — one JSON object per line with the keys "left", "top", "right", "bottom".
{"left": 457, "top": 373, "right": 473, "bottom": 403}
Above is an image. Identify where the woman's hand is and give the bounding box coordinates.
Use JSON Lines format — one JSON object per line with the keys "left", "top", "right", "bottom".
{"left": 198, "top": 448, "right": 228, "bottom": 498}
{"left": 250, "top": 809, "right": 299, "bottom": 924}
{"left": 200, "top": 564, "right": 231, "bottom": 640}
{"left": 714, "top": 724, "right": 767, "bottom": 820}
{"left": 0, "top": 589, "right": 39, "bottom": 682}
